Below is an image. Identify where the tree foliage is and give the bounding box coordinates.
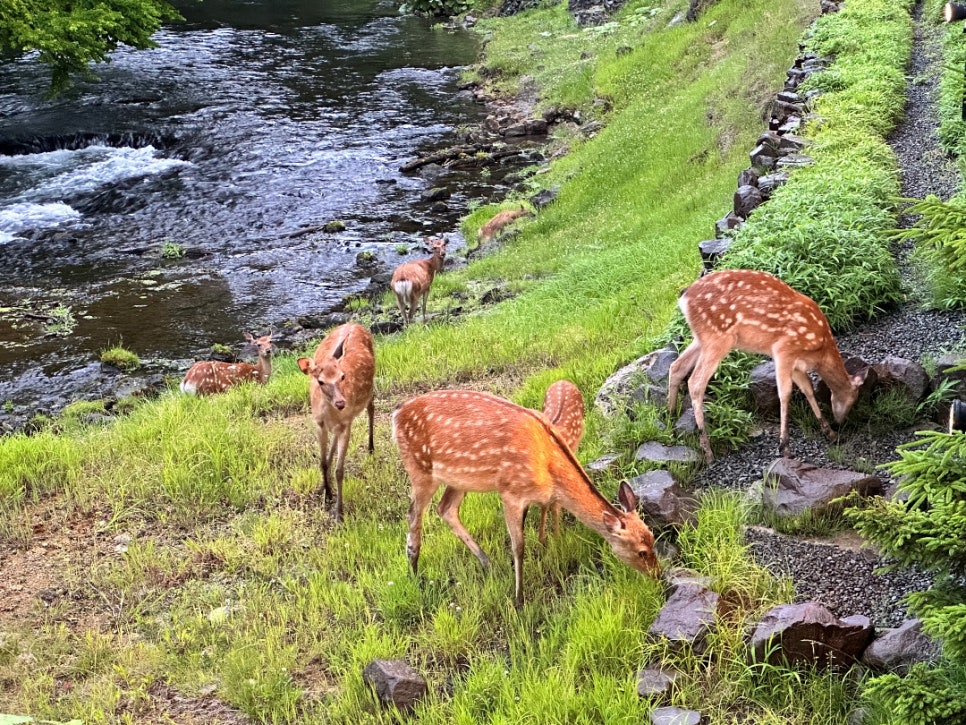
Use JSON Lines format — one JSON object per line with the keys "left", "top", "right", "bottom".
{"left": 0, "top": 0, "right": 181, "bottom": 93}
{"left": 848, "top": 430, "right": 966, "bottom": 721}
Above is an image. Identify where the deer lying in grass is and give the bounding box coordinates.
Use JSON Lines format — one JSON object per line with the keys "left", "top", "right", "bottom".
{"left": 297, "top": 323, "right": 375, "bottom": 522}
{"left": 538, "top": 380, "right": 585, "bottom": 542}
{"left": 180, "top": 332, "right": 274, "bottom": 396}
{"left": 477, "top": 205, "right": 532, "bottom": 245}
{"left": 667, "top": 269, "right": 863, "bottom": 463}
{"left": 391, "top": 237, "right": 447, "bottom": 325}
{"left": 393, "top": 389, "right": 659, "bottom": 607}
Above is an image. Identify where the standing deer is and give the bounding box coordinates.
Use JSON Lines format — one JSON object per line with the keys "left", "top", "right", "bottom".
{"left": 667, "top": 269, "right": 863, "bottom": 463}
{"left": 392, "top": 389, "right": 659, "bottom": 607}
{"left": 391, "top": 236, "right": 447, "bottom": 325}
{"left": 477, "top": 204, "right": 532, "bottom": 245}
{"left": 297, "top": 323, "right": 375, "bottom": 522}
{"left": 538, "top": 379, "right": 585, "bottom": 542}
{"left": 180, "top": 332, "right": 274, "bottom": 396}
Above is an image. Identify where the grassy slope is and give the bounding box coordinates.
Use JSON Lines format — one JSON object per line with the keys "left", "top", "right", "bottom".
{"left": 0, "top": 0, "right": 914, "bottom": 722}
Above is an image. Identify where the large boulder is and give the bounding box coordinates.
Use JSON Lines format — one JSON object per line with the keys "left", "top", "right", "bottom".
{"left": 595, "top": 348, "right": 677, "bottom": 415}
{"left": 626, "top": 470, "right": 698, "bottom": 528}
{"left": 649, "top": 583, "right": 721, "bottom": 653}
{"left": 873, "top": 356, "right": 930, "bottom": 404}
{"left": 862, "top": 619, "right": 941, "bottom": 674}
{"left": 762, "top": 458, "right": 884, "bottom": 519}
{"left": 749, "top": 602, "right": 873, "bottom": 668}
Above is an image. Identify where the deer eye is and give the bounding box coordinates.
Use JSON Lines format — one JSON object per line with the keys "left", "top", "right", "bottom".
{"left": 340, "top": 372, "right": 345, "bottom": 381}
{"left": 637, "top": 550, "right": 650, "bottom": 559}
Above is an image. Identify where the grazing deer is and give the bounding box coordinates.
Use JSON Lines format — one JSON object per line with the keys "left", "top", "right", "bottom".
{"left": 538, "top": 380, "right": 585, "bottom": 542}
{"left": 392, "top": 389, "right": 659, "bottom": 607}
{"left": 391, "top": 237, "right": 447, "bottom": 325}
{"left": 477, "top": 204, "right": 532, "bottom": 245}
{"left": 297, "top": 323, "right": 375, "bottom": 522}
{"left": 180, "top": 332, "right": 274, "bottom": 396}
{"left": 667, "top": 269, "right": 863, "bottom": 463}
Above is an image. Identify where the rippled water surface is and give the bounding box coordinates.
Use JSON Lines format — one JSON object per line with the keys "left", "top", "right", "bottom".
{"left": 0, "top": 0, "right": 510, "bottom": 412}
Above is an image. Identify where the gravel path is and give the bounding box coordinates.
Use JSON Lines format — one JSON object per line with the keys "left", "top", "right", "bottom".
{"left": 693, "top": 2, "right": 966, "bottom": 628}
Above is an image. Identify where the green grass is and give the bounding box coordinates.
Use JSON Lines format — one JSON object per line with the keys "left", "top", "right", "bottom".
{"left": 0, "top": 0, "right": 912, "bottom": 721}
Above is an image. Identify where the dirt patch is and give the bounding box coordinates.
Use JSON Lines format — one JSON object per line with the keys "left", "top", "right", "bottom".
{"left": 138, "top": 682, "right": 251, "bottom": 725}
{"left": 0, "top": 502, "right": 110, "bottom": 630}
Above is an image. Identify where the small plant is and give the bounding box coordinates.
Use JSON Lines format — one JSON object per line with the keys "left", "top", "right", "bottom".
{"left": 161, "top": 240, "right": 186, "bottom": 259}
{"left": 60, "top": 399, "right": 107, "bottom": 419}
{"left": 323, "top": 220, "right": 346, "bottom": 233}
{"left": 44, "top": 304, "right": 76, "bottom": 335}
{"left": 100, "top": 344, "right": 141, "bottom": 372}
{"left": 395, "top": 243, "right": 410, "bottom": 255}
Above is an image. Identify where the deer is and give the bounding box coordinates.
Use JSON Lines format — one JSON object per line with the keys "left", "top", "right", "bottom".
{"left": 667, "top": 269, "right": 863, "bottom": 463}
{"left": 392, "top": 389, "right": 659, "bottom": 607}
{"left": 297, "top": 323, "right": 375, "bottom": 522}
{"left": 391, "top": 236, "right": 447, "bottom": 325}
{"left": 538, "top": 379, "right": 585, "bottom": 542}
{"left": 180, "top": 332, "right": 274, "bottom": 396}
{"left": 477, "top": 204, "right": 533, "bottom": 245}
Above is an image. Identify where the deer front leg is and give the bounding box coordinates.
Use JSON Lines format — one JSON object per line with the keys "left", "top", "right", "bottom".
{"left": 316, "top": 424, "right": 333, "bottom": 502}
{"left": 331, "top": 427, "right": 352, "bottom": 523}
{"left": 775, "top": 360, "right": 795, "bottom": 458}
{"left": 501, "top": 496, "right": 528, "bottom": 608}
{"left": 792, "top": 368, "right": 838, "bottom": 442}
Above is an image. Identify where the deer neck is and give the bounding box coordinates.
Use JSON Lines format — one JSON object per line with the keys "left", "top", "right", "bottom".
{"left": 549, "top": 456, "right": 621, "bottom": 539}
{"left": 816, "top": 345, "right": 850, "bottom": 393}
{"left": 256, "top": 354, "right": 273, "bottom": 383}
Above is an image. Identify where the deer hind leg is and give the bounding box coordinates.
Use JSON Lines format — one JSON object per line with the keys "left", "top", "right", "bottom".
{"left": 366, "top": 398, "right": 375, "bottom": 454}
{"left": 667, "top": 341, "right": 702, "bottom": 413}
{"left": 537, "top": 503, "right": 561, "bottom": 544}
{"left": 394, "top": 291, "right": 408, "bottom": 323}
{"left": 791, "top": 366, "right": 837, "bottom": 442}
{"left": 684, "top": 338, "right": 732, "bottom": 464}
{"left": 406, "top": 470, "right": 439, "bottom": 575}
{"left": 437, "top": 487, "right": 490, "bottom": 570}
{"left": 420, "top": 290, "right": 429, "bottom": 324}
{"left": 501, "top": 495, "right": 529, "bottom": 608}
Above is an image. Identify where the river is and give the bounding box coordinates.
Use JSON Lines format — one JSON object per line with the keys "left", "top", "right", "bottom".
{"left": 0, "top": 0, "right": 526, "bottom": 423}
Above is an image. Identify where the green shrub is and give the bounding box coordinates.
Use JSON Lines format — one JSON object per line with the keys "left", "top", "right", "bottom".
{"left": 848, "top": 431, "right": 966, "bottom": 720}
{"left": 892, "top": 195, "right": 966, "bottom": 308}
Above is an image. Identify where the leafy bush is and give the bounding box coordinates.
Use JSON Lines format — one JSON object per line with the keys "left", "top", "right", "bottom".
{"left": 892, "top": 195, "right": 966, "bottom": 308}
{"left": 399, "top": 0, "right": 470, "bottom": 18}
{"left": 848, "top": 431, "right": 966, "bottom": 721}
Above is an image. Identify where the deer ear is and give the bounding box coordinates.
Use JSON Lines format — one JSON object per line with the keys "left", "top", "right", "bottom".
{"left": 332, "top": 339, "right": 346, "bottom": 360}
{"left": 297, "top": 357, "right": 312, "bottom": 375}
{"left": 245, "top": 332, "right": 255, "bottom": 342}
{"left": 617, "top": 481, "right": 638, "bottom": 513}
{"left": 601, "top": 510, "right": 624, "bottom": 534}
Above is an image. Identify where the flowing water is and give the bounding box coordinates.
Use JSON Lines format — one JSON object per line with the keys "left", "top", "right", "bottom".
{"left": 0, "top": 0, "right": 525, "bottom": 420}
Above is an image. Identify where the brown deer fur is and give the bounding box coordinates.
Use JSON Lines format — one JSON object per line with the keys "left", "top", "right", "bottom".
{"left": 180, "top": 332, "right": 274, "bottom": 396}
{"left": 392, "top": 389, "right": 658, "bottom": 606}
{"left": 391, "top": 237, "right": 447, "bottom": 325}
{"left": 477, "top": 205, "right": 532, "bottom": 245}
{"left": 538, "top": 380, "right": 585, "bottom": 541}
{"left": 667, "top": 269, "right": 862, "bottom": 462}
{"left": 297, "top": 323, "right": 375, "bottom": 522}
